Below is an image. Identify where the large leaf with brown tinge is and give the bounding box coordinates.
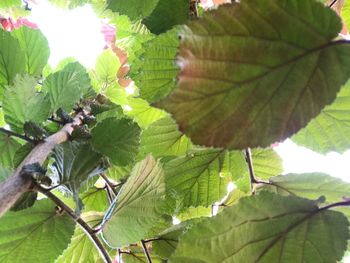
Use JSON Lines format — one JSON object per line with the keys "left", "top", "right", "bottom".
{"left": 156, "top": 0, "right": 350, "bottom": 149}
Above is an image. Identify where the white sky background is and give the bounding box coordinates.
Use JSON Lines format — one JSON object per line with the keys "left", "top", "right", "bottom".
{"left": 26, "top": 1, "right": 350, "bottom": 261}
{"left": 28, "top": 1, "right": 105, "bottom": 68}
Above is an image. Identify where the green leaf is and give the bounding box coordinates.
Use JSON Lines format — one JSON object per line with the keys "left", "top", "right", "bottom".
{"left": 0, "top": 166, "right": 11, "bottom": 183}
{"left": 91, "top": 118, "right": 141, "bottom": 166}
{"left": 0, "top": 133, "right": 21, "bottom": 169}
{"left": 130, "top": 27, "right": 180, "bottom": 102}
{"left": 153, "top": 219, "right": 200, "bottom": 260}
{"left": 0, "top": 0, "right": 21, "bottom": 9}
{"left": 55, "top": 212, "right": 105, "bottom": 263}
{"left": 3, "top": 74, "right": 51, "bottom": 131}
{"left": 53, "top": 142, "right": 103, "bottom": 205}
{"left": 113, "top": 16, "right": 154, "bottom": 64}
{"left": 156, "top": 0, "right": 350, "bottom": 149}
{"left": 12, "top": 27, "right": 50, "bottom": 76}
{"left": 124, "top": 98, "right": 167, "bottom": 128}
{"left": 170, "top": 192, "right": 349, "bottom": 262}
{"left": 226, "top": 148, "right": 283, "bottom": 181}
{"left": 13, "top": 143, "right": 33, "bottom": 168}
{"left": 342, "top": 0, "right": 350, "bottom": 31}
{"left": 139, "top": 116, "right": 192, "bottom": 159}
{"left": 0, "top": 108, "right": 6, "bottom": 127}
{"left": 102, "top": 155, "right": 171, "bottom": 248}
{"left": 10, "top": 192, "right": 37, "bottom": 211}
{"left": 164, "top": 148, "right": 228, "bottom": 211}
{"left": 122, "top": 246, "right": 164, "bottom": 263}
{"left": 0, "top": 199, "right": 75, "bottom": 263}
{"left": 105, "top": 86, "right": 166, "bottom": 128}
{"left": 43, "top": 70, "right": 83, "bottom": 112}
{"left": 143, "top": 0, "right": 189, "bottom": 34}
{"left": 92, "top": 49, "right": 120, "bottom": 93}
{"left": 293, "top": 80, "right": 350, "bottom": 153}
{"left": 61, "top": 62, "right": 93, "bottom": 98}
{"left": 106, "top": 0, "right": 160, "bottom": 20}
{"left": 176, "top": 206, "right": 211, "bottom": 221}
{"left": 0, "top": 30, "right": 26, "bottom": 96}
{"left": 81, "top": 187, "right": 109, "bottom": 212}
{"left": 221, "top": 189, "right": 247, "bottom": 207}
{"left": 106, "top": 164, "right": 132, "bottom": 182}
{"left": 261, "top": 173, "right": 350, "bottom": 203}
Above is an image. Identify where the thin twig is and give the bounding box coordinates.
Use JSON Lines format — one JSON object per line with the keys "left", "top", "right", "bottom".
{"left": 105, "top": 187, "right": 113, "bottom": 204}
{"left": 244, "top": 148, "right": 257, "bottom": 194}
{"left": 36, "top": 185, "right": 112, "bottom": 263}
{"left": 329, "top": 0, "right": 338, "bottom": 8}
{"left": 100, "top": 173, "right": 117, "bottom": 195}
{"left": 48, "top": 117, "right": 65, "bottom": 125}
{"left": 0, "top": 127, "right": 34, "bottom": 143}
{"left": 141, "top": 240, "right": 152, "bottom": 263}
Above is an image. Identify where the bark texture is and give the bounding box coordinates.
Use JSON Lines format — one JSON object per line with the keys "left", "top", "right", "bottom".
{"left": 0, "top": 113, "right": 83, "bottom": 217}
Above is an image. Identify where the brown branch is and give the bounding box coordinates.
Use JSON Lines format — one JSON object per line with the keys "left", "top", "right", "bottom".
{"left": 141, "top": 240, "right": 152, "bottom": 263}
{"left": 0, "top": 127, "right": 34, "bottom": 143}
{"left": 36, "top": 185, "right": 112, "bottom": 263}
{"left": 244, "top": 148, "right": 257, "bottom": 194}
{"left": 329, "top": 0, "right": 338, "bottom": 8}
{"left": 100, "top": 173, "right": 117, "bottom": 195}
{"left": 0, "top": 113, "right": 83, "bottom": 217}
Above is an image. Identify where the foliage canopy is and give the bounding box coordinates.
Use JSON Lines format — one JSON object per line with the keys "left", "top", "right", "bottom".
{"left": 0, "top": 0, "right": 350, "bottom": 262}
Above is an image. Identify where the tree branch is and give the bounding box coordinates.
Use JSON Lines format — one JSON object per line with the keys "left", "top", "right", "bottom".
{"left": 0, "top": 127, "right": 34, "bottom": 143}
{"left": 0, "top": 112, "right": 83, "bottom": 217}
{"left": 141, "top": 240, "right": 152, "bottom": 263}
{"left": 244, "top": 148, "right": 257, "bottom": 194}
{"left": 329, "top": 0, "right": 338, "bottom": 8}
{"left": 36, "top": 185, "right": 112, "bottom": 263}
{"left": 100, "top": 173, "right": 117, "bottom": 195}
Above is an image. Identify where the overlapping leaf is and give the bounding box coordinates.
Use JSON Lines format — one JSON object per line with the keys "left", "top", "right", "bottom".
{"left": 3, "top": 74, "right": 51, "bottom": 131}
{"left": 261, "top": 173, "right": 350, "bottom": 203}
{"left": 153, "top": 219, "right": 201, "bottom": 260}
{"left": 157, "top": 0, "right": 350, "bottom": 149}
{"left": 293, "top": 80, "right": 350, "bottom": 153}
{"left": 61, "top": 61, "right": 93, "bottom": 98}
{"left": 0, "top": 29, "right": 26, "bottom": 96}
{"left": 91, "top": 117, "right": 141, "bottom": 166}
{"left": 0, "top": 200, "right": 75, "bottom": 263}
{"left": 164, "top": 148, "right": 228, "bottom": 210}
{"left": 81, "top": 187, "right": 109, "bottom": 212}
{"left": 43, "top": 70, "right": 83, "bottom": 112}
{"left": 0, "top": 133, "right": 21, "bottom": 169}
{"left": 130, "top": 28, "right": 180, "bottom": 102}
{"left": 226, "top": 148, "right": 283, "bottom": 181}
{"left": 142, "top": 0, "right": 189, "bottom": 34}
{"left": 102, "top": 155, "right": 171, "bottom": 248}
{"left": 170, "top": 192, "right": 349, "bottom": 262}
{"left": 0, "top": 0, "right": 21, "bottom": 8}
{"left": 91, "top": 49, "right": 120, "bottom": 93}
{"left": 53, "top": 141, "right": 103, "bottom": 201}
{"left": 0, "top": 167, "right": 10, "bottom": 183}
{"left": 124, "top": 98, "right": 167, "bottom": 128}
{"left": 106, "top": 0, "right": 159, "bottom": 20}
{"left": 56, "top": 212, "right": 105, "bottom": 263}
{"left": 139, "top": 116, "right": 192, "bottom": 159}
{"left": 12, "top": 27, "right": 49, "bottom": 76}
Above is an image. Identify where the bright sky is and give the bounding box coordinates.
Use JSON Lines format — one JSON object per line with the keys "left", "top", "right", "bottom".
{"left": 28, "top": 1, "right": 105, "bottom": 68}
{"left": 26, "top": 2, "right": 350, "bottom": 260}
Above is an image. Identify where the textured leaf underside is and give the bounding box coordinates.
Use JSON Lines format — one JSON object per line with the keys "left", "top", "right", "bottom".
{"left": 170, "top": 192, "right": 349, "bottom": 263}
{"left": 157, "top": 0, "right": 350, "bottom": 149}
